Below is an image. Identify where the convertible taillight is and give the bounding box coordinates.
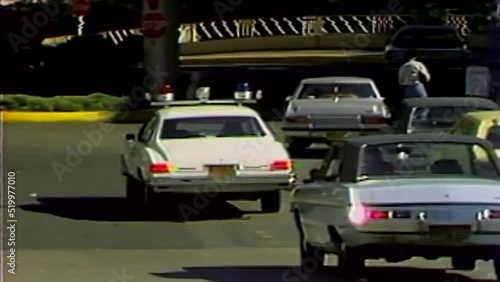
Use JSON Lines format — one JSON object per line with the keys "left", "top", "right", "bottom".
{"left": 361, "top": 116, "right": 387, "bottom": 124}
{"left": 483, "top": 209, "right": 500, "bottom": 219}
{"left": 349, "top": 204, "right": 410, "bottom": 225}
{"left": 270, "top": 160, "right": 292, "bottom": 170}
{"left": 285, "top": 116, "right": 308, "bottom": 123}
{"left": 368, "top": 210, "right": 390, "bottom": 219}
{"left": 149, "top": 163, "right": 174, "bottom": 173}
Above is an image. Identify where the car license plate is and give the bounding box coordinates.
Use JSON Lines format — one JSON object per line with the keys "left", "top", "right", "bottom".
{"left": 326, "top": 131, "right": 349, "bottom": 140}
{"left": 208, "top": 165, "right": 235, "bottom": 177}
{"left": 429, "top": 225, "right": 471, "bottom": 239}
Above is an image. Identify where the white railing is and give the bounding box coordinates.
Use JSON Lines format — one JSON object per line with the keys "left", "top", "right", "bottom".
{"left": 41, "top": 14, "right": 480, "bottom": 46}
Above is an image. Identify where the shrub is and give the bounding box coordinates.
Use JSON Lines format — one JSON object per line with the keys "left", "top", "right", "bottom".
{"left": 0, "top": 93, "right": 123, "bottom": 111}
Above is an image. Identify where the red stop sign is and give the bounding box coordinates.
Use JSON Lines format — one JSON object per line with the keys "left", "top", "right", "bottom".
{"left": 73, "top": 0, "right": 91, "bottom": 16}
{"left": 142, "top": 13, "right": 167, "bottom": 38}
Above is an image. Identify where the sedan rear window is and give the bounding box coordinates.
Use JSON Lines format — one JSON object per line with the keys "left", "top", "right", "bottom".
{"left": 160, "top": 116, "right": 266, "bottom": 139}
{"left": 358, "top": 142, "right": 499, "bottom": 179}
{"left": 300, "top": 83, "right": 376, "bottom": 99}
{"left": 393, "top": 28, "right": 463, "bottom": 48}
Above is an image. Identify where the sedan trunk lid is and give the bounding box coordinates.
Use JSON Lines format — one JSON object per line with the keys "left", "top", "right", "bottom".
{"left": 160, "top": 137, "right": 288, "bottom": 169}
{"left": 349, "top": 178, "right": 500, "bottom": 205}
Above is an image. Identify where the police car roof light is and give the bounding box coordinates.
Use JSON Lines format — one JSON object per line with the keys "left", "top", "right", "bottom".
{"left": 195, "top": 87, "right": 210, "bottom": 101}
{"left": 158, "top": 84, "right": 174, "bottom": 93}
{"left": 234, "top": 90, "right": 252, "bottom": 100}
{"left": 236, "top": 82, "right": 251, "bottom": 91}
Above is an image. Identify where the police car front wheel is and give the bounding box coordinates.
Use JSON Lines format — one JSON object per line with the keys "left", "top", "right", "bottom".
{"left": 260, "top": 190, "right": 281, "bottom": 213}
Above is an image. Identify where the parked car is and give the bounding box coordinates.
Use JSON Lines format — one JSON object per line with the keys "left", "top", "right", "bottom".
{"left": 384, "top": 25, "right": 470, "bottom": 68}
{"left": 291, "top": 133, "right": 500, "bottom": 279}
{"left": 282, "top": 76, "right": 391, "bottom": 155}
{"left": 392, "top": 97, "right": 499, "bottom": 134}
{"left": 450, "top": 110, "right": 500, "bottom": 158}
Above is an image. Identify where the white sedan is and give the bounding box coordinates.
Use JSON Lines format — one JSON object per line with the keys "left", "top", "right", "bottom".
{"left": 121, "top": 90, "right": 295, "bottom": 213}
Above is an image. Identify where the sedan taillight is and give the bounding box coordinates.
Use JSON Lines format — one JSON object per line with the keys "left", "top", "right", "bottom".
{"left": 483, "top": 209, "right": 500, "bottom": 219}
{"left": 149, "top": 162, "right": 174, "bottom": 173}
{"left": 361, "top": 116, "right": 387, "bottom": 124}
{"left": 270, "top": 160, "right": 292, "bottom": 171}
{"left": 285, "top": 116, "right": 308, "bottom": 123}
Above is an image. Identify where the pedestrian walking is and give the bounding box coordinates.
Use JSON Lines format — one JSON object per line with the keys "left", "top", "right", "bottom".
{"left": 398, "top": 50, "right": 431, "bottom": 99}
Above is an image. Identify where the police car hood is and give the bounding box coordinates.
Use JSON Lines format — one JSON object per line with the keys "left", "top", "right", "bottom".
{"left": 160, "top": 137, "right": 288, "bottom": 167}
{"left": 290, "top": 98, "right": 386, "bottom": 115}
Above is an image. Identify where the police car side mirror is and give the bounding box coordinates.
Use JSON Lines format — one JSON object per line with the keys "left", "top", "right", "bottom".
{"left": 285, "top": 96, "right": 292, "bottom": 102}
{"left": 126, "top": 133, "right": 135, "bottom": 141}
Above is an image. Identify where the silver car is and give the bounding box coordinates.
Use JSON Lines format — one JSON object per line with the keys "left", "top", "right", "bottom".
{"left": 291, "top": 134, "right": 500, "bottom": 280}
{"left": 282, "top": 76, "right": 391, "bottom": 154}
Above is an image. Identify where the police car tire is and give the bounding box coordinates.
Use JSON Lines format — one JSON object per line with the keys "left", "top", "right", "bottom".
{"left": 260, "top": 190, "right": 281, "bottom": 213}
{"left": 125, "top": 176, "right": 144, "bottom": 205}
{"left": 494, "top": 257, "right": 500, "bottom": 281}
{"left": 451, "top": 256, "right": 475, "bottom": 271}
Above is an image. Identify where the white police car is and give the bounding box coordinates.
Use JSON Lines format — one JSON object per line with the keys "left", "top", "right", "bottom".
{"left": 121, "top": 86, "right": 295, "bottom": 213}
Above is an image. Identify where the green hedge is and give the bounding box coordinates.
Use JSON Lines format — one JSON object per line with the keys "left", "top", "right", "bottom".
{"left": 0, "top": 93, "right": 126, "bottom": 112}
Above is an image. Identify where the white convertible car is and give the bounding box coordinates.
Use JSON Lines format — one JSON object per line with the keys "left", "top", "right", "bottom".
{"left": 121, "top": 88, "right": 295, "bottom": 212}
{"left": 291, "top": 133, "right": 500, "bottom": 279}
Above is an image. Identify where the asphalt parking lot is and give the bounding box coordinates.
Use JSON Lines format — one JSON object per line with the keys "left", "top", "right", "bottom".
{"left": 2, "top": 122, "right": 498, "bottom": 282}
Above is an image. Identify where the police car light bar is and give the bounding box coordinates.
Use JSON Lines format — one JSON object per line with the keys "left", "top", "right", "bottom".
{"left": 150, "top": 86, "right": 262, "bottom": 107}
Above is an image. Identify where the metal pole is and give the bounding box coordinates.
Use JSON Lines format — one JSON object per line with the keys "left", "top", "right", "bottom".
{"left": 77, "top": 16, "right": 85, "bottom": 36}
{"left": 143, "top": 0, "right": 180, "bottom": 98}
{"left": 164, "top": 0, "right": 180, "bottom": 96}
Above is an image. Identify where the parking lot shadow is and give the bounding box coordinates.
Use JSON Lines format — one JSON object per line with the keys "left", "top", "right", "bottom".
{"left": 151, "top": 265, "right": 481, "bottom": 282}
{"left": 20, "top": 196, "right": 255, "bottom": 222}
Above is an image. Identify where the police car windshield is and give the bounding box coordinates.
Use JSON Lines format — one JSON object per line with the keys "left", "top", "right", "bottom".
{"left": 358, "top": 142, "right": 500, "bottom": 179}
{"left": 300, "top": 83, "right": 376, "bottom": 99}
{"left": 487, "top": 126, "right": 500, "bottom": 149}
{"left": 160, "top": 116, "right": 266, "bottom": 139}
{"left": 409, "top": 106, "right": 484, "bottom": 132}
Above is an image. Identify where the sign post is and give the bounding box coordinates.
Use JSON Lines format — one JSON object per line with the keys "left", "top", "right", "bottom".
{"left": 143, "top": 0, "right": 180, "bottom": 99}
{"left": 72, "top": 0, "right": 90, "bottom": 36}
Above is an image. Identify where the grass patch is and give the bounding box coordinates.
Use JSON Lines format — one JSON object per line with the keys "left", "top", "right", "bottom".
{"left": 0, "top": 93, "right": 125, "bottom": 112}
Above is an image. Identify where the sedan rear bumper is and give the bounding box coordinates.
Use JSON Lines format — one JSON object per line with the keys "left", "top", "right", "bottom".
{"left": 282, "top": 127, "right": 387, "bottom": 140}
{"left": 148, "top": 174, "right": 296, "bottom": 193}
{"left": 342, "top": 218, "right": 500, "bottom": 249}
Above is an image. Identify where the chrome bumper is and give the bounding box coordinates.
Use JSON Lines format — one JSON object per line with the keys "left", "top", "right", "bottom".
{"left": 147, "top": 173, "right": 297, "bottom": 193}
{"left": 343, "top": 211, "right": 500, "bottom": 247}
{"left": 282, "top": 127, "right": 387, "bottom": 139}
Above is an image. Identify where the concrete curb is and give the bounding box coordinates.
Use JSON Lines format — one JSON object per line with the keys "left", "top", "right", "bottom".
{"left": 180, "top": 34, "right": 487, "bottom": 56}
{"left": 2, "top": 111, "right": 113, "bottom": 122}
{"left": 181, "top": 52, "right": 385, "bottom": 65}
